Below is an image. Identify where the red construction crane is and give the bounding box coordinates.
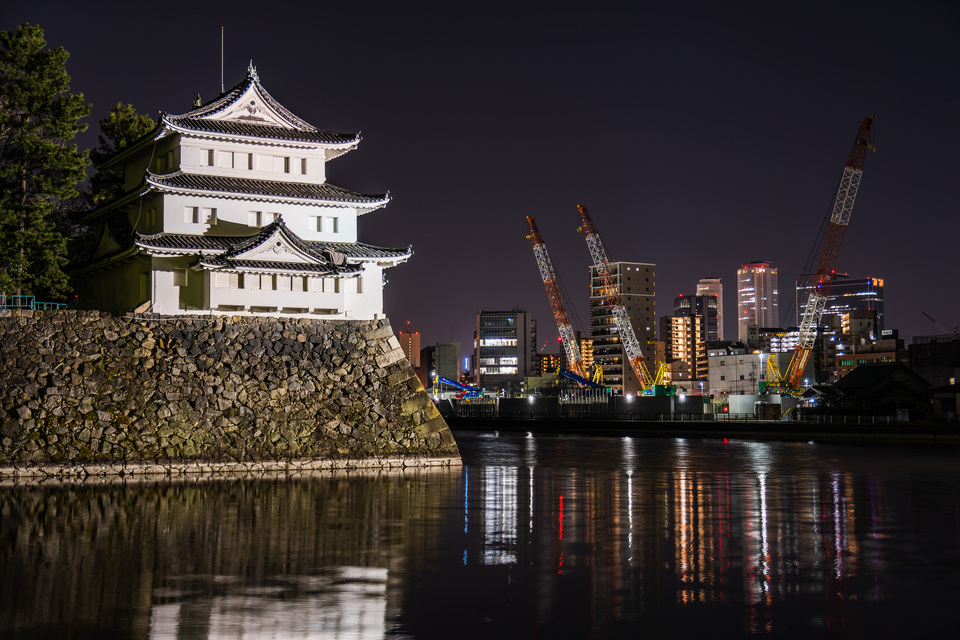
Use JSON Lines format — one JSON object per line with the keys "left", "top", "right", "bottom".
{"left": 786, "top": 115, "right": 875, "bottom": 389}
{"left": 577, "top": 205, "right": 653, "bottom": 392}
{"left": 526, "top": 216, "right": 587, "bottom": 379}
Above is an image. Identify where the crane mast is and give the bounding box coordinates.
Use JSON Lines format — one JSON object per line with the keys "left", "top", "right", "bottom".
{"left": 525, "top": 216, "right": 587, "bottom": 379}
{"left": 577, "top": 205, "right": 653, "bottom": 391}
{"left": 786, "top": 115, "right": 874, "bottom": 389}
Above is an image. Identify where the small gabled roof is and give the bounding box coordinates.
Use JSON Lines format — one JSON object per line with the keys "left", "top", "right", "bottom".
{"left": 163, "top": 63, "right": 360, "bottom": 149}
{"left": 134, "top": 218, "right": 410, "bottom": 270}
{"left": 146, "top": 171, "right": 389, "bottom": 211}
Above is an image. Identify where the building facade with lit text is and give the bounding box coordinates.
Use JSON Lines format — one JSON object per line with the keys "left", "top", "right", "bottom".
{"left": 474, "top": 309, "right": 536, "bottom": 392}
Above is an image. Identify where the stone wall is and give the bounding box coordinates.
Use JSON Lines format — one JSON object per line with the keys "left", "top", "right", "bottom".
{"left": 0, "top": 311, "right": 458, "bottom": 473}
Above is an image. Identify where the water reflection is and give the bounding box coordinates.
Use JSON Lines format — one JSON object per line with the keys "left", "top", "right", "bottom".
{"left": 2, "top": 435, "right": 959, "bottom": 638}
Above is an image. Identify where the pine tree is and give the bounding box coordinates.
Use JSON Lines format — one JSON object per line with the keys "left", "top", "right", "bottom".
{"left": 0, "top": 24, "right": 90, "bottom": 300}
{"left": 90, "top": 102, "right": 155, "bottom": 205}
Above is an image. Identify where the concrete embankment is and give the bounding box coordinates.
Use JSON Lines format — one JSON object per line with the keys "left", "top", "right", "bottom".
{"left": 0, "top": 310, "right": 459, "bottom": 478}
{"left": 446, "top": 417, "right": 960, "bottom": 445}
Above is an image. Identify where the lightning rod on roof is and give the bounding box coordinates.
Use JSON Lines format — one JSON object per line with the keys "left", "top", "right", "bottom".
{"left": 220, "top": 25, "right": 224, "bottom": 92}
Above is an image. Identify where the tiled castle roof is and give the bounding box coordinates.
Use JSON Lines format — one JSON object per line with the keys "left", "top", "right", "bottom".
{"left": 163, "top": 65, "right": 359, "bottom": 146}
{"left": 165, "top": 117, "right": 358, "bottom": 144}
{"left": 147, "top": 171, "right": 389, "bottom": 206}
{"left": 135, "top": 219, "right": 411, "bottom": 263}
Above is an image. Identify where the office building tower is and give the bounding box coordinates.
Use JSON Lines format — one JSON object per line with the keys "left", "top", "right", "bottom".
{"left": 674, "top": 294, "right": 719, "bottom": 343}
{"left": 589, "top": 262, "right": 656, "bottom": 396}
{"left": 417, "top": 345, "right": 436, "bottom": 388}
{"left": 436, "top": 342, "right": 461, "bottom": 382}
{"left": 660, "top": 315, "right": 707, "bottom": 383}
{"left": 795, "top": 273, "right": 884, "bottom": 334}
{"left": 397, "top": 329, "right": 421, "bottom": 369}
{"left": 474, "top": 309, "right": 536, "bottom": 391}
{"left": 696, "top": 277, "right": 724, "bottom": 340}
{"left": 737, "top": 261, "right": 779, "bottom": 341}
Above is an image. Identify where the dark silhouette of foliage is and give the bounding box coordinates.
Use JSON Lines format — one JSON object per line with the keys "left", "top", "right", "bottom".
{"left": 0, "top": 24, "right": 89, "bottom": 299}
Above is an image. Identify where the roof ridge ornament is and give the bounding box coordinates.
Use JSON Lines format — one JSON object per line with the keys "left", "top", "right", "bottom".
{"left": 248, "top": 60, "right": 258, "bottom": 82}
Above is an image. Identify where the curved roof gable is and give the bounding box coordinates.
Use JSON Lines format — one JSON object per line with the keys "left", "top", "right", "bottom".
{"left": 163, "top": 63, "right": 360, "bottom": 147}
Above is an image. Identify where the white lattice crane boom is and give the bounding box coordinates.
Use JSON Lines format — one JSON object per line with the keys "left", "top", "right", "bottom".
{"left": 786, "top": 115, "right": 875, "bottom": 389}
{"left": 526, "top": 216, "right": 587, "bottom": 379}
{"left": 577, "top": 205, "right": 653, "bottom": 391}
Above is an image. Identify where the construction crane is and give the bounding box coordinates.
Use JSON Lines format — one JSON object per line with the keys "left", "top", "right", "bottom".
{"left": 921, "top": 311, "right": 959, "bottom": 337}
{"left": 577, "top": 204, "right": 654, "bottom": 392}
{"left": 526, "top": 216, "right": 588, "bottom": 380}
{"left": 785, "top": 115, "right": 875, "bottom": 390}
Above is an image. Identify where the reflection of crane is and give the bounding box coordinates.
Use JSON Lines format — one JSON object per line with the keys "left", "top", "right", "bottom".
{"left": 786, "top": 116, "right": 875, "bottom": 390}
{"left": 526, "top": 216, "right": 588, "bottom": 380}
{"left": 577, "top": 205, "right": 653, "bottom": 392}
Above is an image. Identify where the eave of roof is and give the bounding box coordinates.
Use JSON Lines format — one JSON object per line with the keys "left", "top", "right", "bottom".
{"left": 194, "top": 256, "right": 360, "bottom": 275}
{"left": 135, "top": 230, "right": 411, "bottom": 262}
{"left": 145, "top": 171, "right": 389, "bottom": 209}
{"left": 164, "top": 117, "right": 359, "bottom": 147}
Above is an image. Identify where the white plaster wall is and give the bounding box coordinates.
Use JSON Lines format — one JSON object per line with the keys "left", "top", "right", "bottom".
{"left": 342, "top": 264, "right": 384, "bottom": 319}
{"left": 75, "top": 259, "right": 148, "bottom": 316}
{"left": 179, "top": 136, "right": 327, "bottom": 183}
{"left": 159, "top": 193, "right": 358, "bottom": 242}
{"left": 204, "top": 272, "right": 347, "bottom": 316}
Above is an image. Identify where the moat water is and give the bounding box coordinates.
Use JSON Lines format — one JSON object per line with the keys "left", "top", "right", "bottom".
{"left": 2, "top": 430, "right": 959, "bottom": 638}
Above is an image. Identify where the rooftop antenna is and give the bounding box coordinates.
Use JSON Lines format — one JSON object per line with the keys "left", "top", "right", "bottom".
{"left": 220, "top": 25, "right": 224, "bottom": 92}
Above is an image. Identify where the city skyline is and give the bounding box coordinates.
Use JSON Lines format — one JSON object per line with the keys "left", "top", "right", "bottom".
{"left": 4, "top": 1, "right": 958, "bottom": 352}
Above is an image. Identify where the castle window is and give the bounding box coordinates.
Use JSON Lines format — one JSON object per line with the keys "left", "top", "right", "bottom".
{"left": 173, "top": 269, "right": 188, "bottom": 287}
{"left": 185, "top": 207, "right": 199, "bottom": 223}
{"left": 292, "top": 276, "right": 307, "bottom": 292}
{"left": 245, "top": 274, "right": 261, "bottom": 290}
{"left": 214, "top": 272, "right": 242, "bottom": 289}
{"left": 249, "top": 211, "right": 277, "bottom": 226}
{"left": 300, "top": 158, "right": 308, "bottom": 174}
{"left": 205, "top": 149, "right": 215, "bottom": 166}
{"left": 283, "top": 157, "right": 291, "bottom": 173}
{"left": 202, "top": 208, "right": 217, "bottom": 224}
{"left": 356, "top": 277, "right": 363, "bottom": 294}
{"left": 326, "top": 216, "right": 339, "bottom": 233}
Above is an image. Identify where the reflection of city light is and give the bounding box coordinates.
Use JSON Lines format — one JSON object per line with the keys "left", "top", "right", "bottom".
{"left": 483, "top": 467, "right": 518, "bottom": 565}
{"left": 558, "top": 494, "right": 564, "bottom": 541}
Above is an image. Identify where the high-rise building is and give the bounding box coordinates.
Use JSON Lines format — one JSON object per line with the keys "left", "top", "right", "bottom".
{"left": 737, "top": 261, "right": 779, "bottom": 341}
{"left": 795, "top": 273, "right": 884, "bottom": 334}
{"left": 417, "top": 345, "right": 436, "bottom": 388}
{"left": 474, "top": 309, "right": 536, "bottom": 391}
{"left": 589, "top": 262, "right": 656, "bottom": 396}
{"left": 397, "top": 329, "right": 421, "bottom": 368}
{"left": 674, "top": 294, "right": 719, "bottom": 343}
{"left": 660, "top": 315, "right": 707, "bottom": 384}
{"left": 696, "top": 277, "right": 724, "bottom": 340}
{"left": 436, "top": 342, "right": 460, "bottom": 382}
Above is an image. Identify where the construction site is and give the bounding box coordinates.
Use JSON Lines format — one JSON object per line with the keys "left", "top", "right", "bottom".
{"left": 437, "top": 114, "right": 956, "bottom": 425}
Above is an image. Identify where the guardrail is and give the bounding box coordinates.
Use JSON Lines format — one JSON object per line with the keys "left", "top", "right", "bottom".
{"left": 0, "top": 294, "right": 66, "bottom": 310}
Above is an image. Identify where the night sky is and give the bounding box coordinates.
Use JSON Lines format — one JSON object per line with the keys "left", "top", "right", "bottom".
{"left": 5, "top": 1, "right": 959, "bottom": 355}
